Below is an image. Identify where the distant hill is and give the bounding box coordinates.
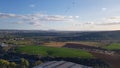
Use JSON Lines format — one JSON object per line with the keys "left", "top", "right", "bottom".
{"left": 57, "top": 30, "right": 120, "bottom": 41}
{"left": 1, "top": 30, "right": 120, "bottom": 42}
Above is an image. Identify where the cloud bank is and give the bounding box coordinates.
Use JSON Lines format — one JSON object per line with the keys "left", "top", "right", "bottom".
{"left": 0, "top": 13, "right": 79, "bottom": 25}
{"left": 1, "top": 13, "right": 120, "bottom": 26}
{"left": 95, "top": 16, "right": 120, "bottom": 25}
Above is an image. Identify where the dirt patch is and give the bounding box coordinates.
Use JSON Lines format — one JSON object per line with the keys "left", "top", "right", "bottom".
{"left": 44, "top": 41, "right": 102, "bottom": 47}
{"left": 63, "top": 43, "right": 120, "bottom": 68}
{"left": 63, "top": 43, "right": 104, "bottom": 50}
{"left": 91, "top": 52, "right": 120, "bottom": 68}
{"left": 66, "top": 41, "right": 102, "bottom": 47}
{"left": 43, "top": 42, "right": 66, "bottom": 47}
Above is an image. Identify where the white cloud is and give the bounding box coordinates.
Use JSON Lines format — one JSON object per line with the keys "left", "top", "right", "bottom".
{"left": 94, "top": 16, "right": 120, "bottom": 25}
{"left": 75, "top": 16, "right": 79, "bottom": 18}
{"left": 102, "top": 8, "right": 107, "bottom": 11}
{"left": 73, "top": 16, "right": 120, "bottom": 26}
{"left": 97, "top": 22, "right": 120, "bottom": 25}
{"left": 0, "top": 13, "right": 79, "bottom": 26}
{"left": 2, "top": 13, "right": 120, "bottom": 27}
{"left": 0, "top": 13, "right": 18, "bottom": 18}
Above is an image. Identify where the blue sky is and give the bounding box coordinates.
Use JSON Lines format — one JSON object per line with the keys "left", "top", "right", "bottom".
{"left": 0, "top": 0, "right": 120, "bottom": 31}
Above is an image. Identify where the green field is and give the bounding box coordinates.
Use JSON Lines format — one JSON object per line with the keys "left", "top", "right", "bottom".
{"left": 103, "top": 43, "right": 120, "bottom": 50}
{"left": 16, "top": 46, "right": 94, "bottom": 58}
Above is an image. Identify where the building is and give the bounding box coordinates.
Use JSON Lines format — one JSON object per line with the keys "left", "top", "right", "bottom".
{"left": 33, "top": 61, "right": 92, "bottom": 68}
{"left": 0, "top": 43, "right": 8, "bottom": 47}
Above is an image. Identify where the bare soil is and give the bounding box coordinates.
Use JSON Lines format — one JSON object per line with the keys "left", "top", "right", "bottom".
{"left": 91, "top": 52, "right": 120, "bottom": 68}
{"left": 43, "top": 42, "right": 66, "bottom": 47}
{"left": 63, "top": 43, "right": 120, "bottom": 68}
{"left": 43, "top": 41, "right": 102, "bottom": 47}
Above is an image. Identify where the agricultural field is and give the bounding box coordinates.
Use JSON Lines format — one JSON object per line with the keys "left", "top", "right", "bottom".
{"left": 66, "top": 41, "right": 103, "bottom": 47}
{"left": 16, "top": 45, "right": 94, "bottom": 58}
{"left": 43, "top": 41, "right": 103, "bottom": 47}
{"left": 103, "top": 43, "right": 120, "bottom": 50}
{"left": 43, "top": 42, "right": 66, "bottom": 47}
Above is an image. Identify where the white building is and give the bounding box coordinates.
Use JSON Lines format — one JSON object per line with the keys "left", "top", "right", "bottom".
{"left": 0, "top": 43, "right": 8, "bottom": 47}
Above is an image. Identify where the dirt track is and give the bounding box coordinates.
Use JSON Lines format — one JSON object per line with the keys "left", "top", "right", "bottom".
{"left": 63, "top": 43, "right": 120, "bottom": 68}
{"left": 91, "top": 52, "right": 120, "bottom": 68}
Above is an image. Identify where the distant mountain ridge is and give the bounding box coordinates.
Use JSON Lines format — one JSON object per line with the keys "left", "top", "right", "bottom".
{"left": 0, "top": 30, "right": 120, "bottom": 42}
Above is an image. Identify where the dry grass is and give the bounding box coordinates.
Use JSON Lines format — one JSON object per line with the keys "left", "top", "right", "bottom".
{"left": 43, "top": 41, "right": 103, "bottom": 47}
{"left": 43, "top": 42, "right": 66, "bottom": 47}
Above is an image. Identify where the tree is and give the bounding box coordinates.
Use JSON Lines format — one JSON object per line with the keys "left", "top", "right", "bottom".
{"left": 34, "top": 60, "right": 42, "bottom": 66}
{"left": 9, "top": 62, "right": 17, "bottom": 68}
{"left": 0, "top": 59, "right": 10, "bottom": 68}
{"left": 20, "top": 58, "right": 29, "bottom": 68}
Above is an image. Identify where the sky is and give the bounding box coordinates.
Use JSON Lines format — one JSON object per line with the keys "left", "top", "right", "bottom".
{"left": 0, "top": 0, "right": 120, "bottom": 31}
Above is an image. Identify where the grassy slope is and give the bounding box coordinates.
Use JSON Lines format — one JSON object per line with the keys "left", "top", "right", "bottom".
{"left": 16, "top": 46, "right": 94, "bottom": 58}
{"left": 103, "top": 43, "right": 120, "bottom": 50}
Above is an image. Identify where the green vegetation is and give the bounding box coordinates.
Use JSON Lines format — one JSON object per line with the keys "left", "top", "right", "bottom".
{"left": 16, "top": 46, "right": 94, "bottom": 58}
{"left": 0, "top": 58, "right": 30, "bottom": 68}
{"left": 0, "top": 59, "right": 17, "bottom": 68}
{"left": 20, "top": 58, "right": 29, "bottom": 68}
{"left": 0, "top": 59, "right": 10, "bottom": 68}
{"left": 103, "top": 43, "right": 120, "bottom": 50}
{"left": 34, "top": 60, "right": 42, "bottom": 66}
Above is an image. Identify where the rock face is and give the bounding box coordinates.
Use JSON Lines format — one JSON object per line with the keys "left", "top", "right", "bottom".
{"left": 33, "top": 61, "right": 92, "bottom": 68}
